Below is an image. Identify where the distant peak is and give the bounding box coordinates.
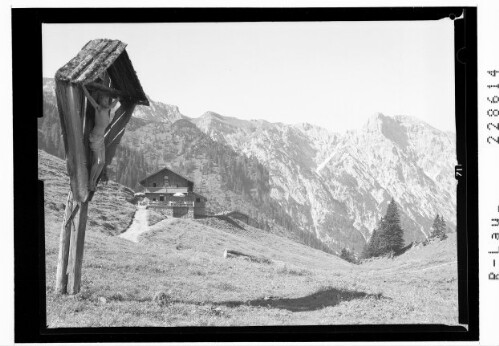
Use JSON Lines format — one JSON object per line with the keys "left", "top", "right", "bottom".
{"left": 393, "top": 114, "right": 420, "bottom": 124}
{"left": 368, "top": 113, "right": 433, "bottom": 129}
{"left": 363, "top": 113, "right": 422, "bottom": 130}
{"left": 294, "top": 122, "right": 324, "bottom": 132}
{"left": 392, "top": 115, "right": 440, "bottom": 132}
{"left": 363, "top": 112, "right": 386, "bottom": 132}
{"left": 201, "top": 111, "right": 224, "bottom": 119}
{"left": 296, "top": 122, "right": 313, "bottom": 130}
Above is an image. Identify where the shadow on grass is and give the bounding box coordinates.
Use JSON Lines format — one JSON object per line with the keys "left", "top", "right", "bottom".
{"left": 207, "top": 215, "right": 246, "bottom": 230}
{"left": 394, "top": 242, "right": 414, "bottom": 257}
{"left": 212, "top": 287, "right": 385, "bottom": 312}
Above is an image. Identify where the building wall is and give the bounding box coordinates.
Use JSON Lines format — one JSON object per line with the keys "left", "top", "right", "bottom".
{"left": 194, "top": 207, "right": 206, "bottom": 218}
{"left": 145, "top": 192, "right": 166, "bottom": 202}
{"left": 173, "top": 207, "right": 189, "bottom": 218}
{"left": 165, "top": 208, "right": 173, "bottom": 218}
{"left": 194, "top": 200, "right": 206, "bottom": 209}
{"left": 147, "top": 204, "right": 199, "bottom": 219}
{"left": 144, "top": 193, "right": 206, "bottom": 208}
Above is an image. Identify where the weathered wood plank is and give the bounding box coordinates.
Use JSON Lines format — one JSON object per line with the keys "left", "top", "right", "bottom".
{"left": 56, "top": 39, "right": 127, "bottom": 85}
{"left": 107, "top": 52, "right": 149, "bottom": 106}
{"left": 86, "top": 102, "right": 136, "bottom": 202}
{"left": 74, "top": 40, "right": 124, "bottom": 84}
{"left": 104, "top": 102, "right": 136, "bottom": 166}
{"left": 65, "top": 55, "right": 93, "bottom": 81}
{"left": 66, "top": 201, "right": 89, "bottom": 295}
{"left": 55, "top": 191, "right": 74, "bottom": 294}
{"left": 83, "top": 96, "right": 95, "bottom": 173}
{"left": 55, "top": 81, "right": 89, "bottom": 202}
{"left": 65, "top": 204, "right": 80, "bottom": 227}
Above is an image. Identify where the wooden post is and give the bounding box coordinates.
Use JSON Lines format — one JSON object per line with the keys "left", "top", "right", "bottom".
{"left": 55, "top": 191, "right": 74, "bottom": 294}
{"left": 54, "top": 95, "right": 135, "bottom": 295}
{"left": 53, "top": 40, "right": 149, "bottom": 296}
{"left": 55, "top": 81, "right": 89, "bottom": 203}
{"left": 66, "top": 201, "right": 89, "bottom": 295}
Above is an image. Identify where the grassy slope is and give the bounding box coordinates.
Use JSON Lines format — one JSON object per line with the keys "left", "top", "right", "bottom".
{"left": 40, "top": 150, "right": 459, "bottom": 327}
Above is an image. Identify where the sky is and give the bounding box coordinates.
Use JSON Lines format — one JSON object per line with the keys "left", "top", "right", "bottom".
{"left": 43, "top": 20, "right": 455, "bottom": 132}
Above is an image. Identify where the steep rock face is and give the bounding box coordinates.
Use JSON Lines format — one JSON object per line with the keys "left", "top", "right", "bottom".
{"left": 132, "top": 98, "right": 185, "bottom": 124}
{"left": 317, "top": 113, "right": 456, "bottom": 243}
{"left": 191, "top": 117, "right": 368, "bottom": 250}
{"left": 191, "top": 111, "right": 457, "bottom": 249}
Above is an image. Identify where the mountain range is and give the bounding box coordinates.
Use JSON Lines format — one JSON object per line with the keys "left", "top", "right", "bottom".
{"left": 39, "top": 78, "right": 457, "bottom": 254}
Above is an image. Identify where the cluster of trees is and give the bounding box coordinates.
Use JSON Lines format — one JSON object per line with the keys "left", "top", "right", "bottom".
{"left": 340, "top": 248, "right": 358, "bottom": 264}
{"left": 429, "top": 214, "right": 447, "bottom": 240}
{"left": 362, "top": 198, "right": 405, "bottom": 259}
{"left": 360, "top": 199, "right": 450, "bottom": 260}
{"left": 204, "top": 142, "right": 270, "bottom": 199}
{"left": 108, "top": 145, "right": 153, "bottom": 188}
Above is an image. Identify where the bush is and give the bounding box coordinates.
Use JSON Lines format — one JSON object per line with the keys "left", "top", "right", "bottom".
{"left": 429, "top": 214, "right": 447, "bottom": 240}
{"left": 153, "top": 291, "right": 172, "bottom": 307}
{"left": 340, "top": 248, "right": 358, "bottom": 264}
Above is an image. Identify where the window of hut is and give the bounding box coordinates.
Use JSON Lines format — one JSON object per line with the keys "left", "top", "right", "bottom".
{"left": 153, "top": 183, "right": 156, "bottom": 187}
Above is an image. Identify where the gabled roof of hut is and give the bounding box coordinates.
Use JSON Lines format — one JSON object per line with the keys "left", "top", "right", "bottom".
{"left": 139, "top": 167, "right": 195, "bottom": 186}
{"left": 55, "top": 38, "right": 149, "bottom": 106}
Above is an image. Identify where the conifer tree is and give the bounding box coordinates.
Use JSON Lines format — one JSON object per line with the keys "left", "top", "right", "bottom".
{"left": 439, "top": 215, "right": 447, "bottom": 239}
{"left": 430, "top": 214, "right": 441, "bottom": 239}
{"left": 369, "top": 199, "right": 406, "bottom": 256}
{"left": 363, "top": 227, "right": 383, "bottom": 258}
{"left": 430, "top": 214, "right": 447, "bottom": 240}
{"left": 361, "top": 233, "right": 372, "bottom": 259}
{"left": 340, "top": 248, "right": 356, "bottom": 263}
{"left": 382, "top": 199, "right": 405, "bottom": 252}
{"left": 375, "top": 217, "right": 390, "bottom": 255}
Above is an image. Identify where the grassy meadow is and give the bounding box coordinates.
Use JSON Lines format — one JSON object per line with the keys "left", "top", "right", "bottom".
{"left": 40, "top": 150, "right": 460, "bottom": 327}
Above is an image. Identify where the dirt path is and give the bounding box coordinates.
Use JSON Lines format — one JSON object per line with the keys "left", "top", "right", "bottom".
{"left": 119, "top": 205, "right": 149, "bottom": 242}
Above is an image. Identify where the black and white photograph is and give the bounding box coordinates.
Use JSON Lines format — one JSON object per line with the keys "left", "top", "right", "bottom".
{"left": 36, "top": 18, "right": 464, "bottom": 329}
{"left": 36, "top": 17, "right": 465, "bottom": 329}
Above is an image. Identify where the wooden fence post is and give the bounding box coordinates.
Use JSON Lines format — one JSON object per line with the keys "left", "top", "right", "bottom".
{"left": 55, "top": 191, "right": 74, "bottom": 294}
{"left": 66, "top": 201, "right": 89, "bottom": 295}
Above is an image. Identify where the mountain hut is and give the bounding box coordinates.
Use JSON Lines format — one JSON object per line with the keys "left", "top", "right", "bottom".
{"left": 139, "top": 168, "right": 208, "bottom": 218}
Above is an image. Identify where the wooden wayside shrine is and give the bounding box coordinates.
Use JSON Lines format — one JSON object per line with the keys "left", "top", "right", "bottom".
{"left": 54, "top": 39, "right": 149, "bottom": 295}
